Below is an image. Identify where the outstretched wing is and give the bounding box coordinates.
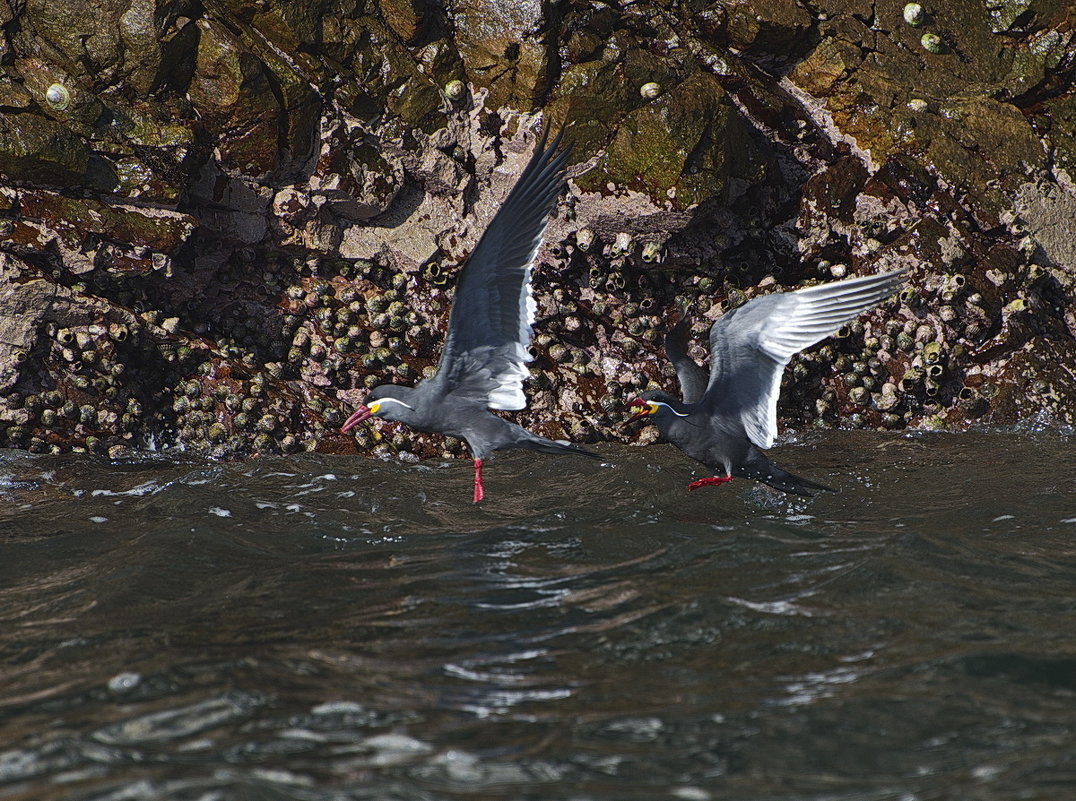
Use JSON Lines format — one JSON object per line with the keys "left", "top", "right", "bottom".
{"left": 701, "top": 269, "right": 907, "bottom": 449}
{"left": 664, "top": 316, "right": 709, "bottom": 404}
{"left": 433, "top": 131, "right": 569, "bottom": 410}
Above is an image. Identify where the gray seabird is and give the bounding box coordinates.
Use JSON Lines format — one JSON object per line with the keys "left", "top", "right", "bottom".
{"left": 341, "top": 132, "right": 598, "bottom": 502}
{"left": 624, "top": 269, "right": 907, "bottom": 496}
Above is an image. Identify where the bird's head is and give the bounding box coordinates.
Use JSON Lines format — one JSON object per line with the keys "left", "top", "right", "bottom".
{"left": 340, "top": 385, "right": 416, "bottom": 432}
{"left": 622, "top": 390, "right": 687, "bottom": 428}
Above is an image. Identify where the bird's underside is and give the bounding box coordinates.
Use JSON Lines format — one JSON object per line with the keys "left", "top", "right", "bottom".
{"left": 673, "top": 413, "right": 835, "bottom": 497}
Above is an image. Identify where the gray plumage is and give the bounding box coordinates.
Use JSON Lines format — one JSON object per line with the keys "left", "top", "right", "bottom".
{"left": 629, "top": 269, "right": 907, "bottom": 496}
{"left": 342, "top": 131, "right": 598, "bottom": 502}
{"left": 664, "top": 316, "right": 708, "bottom": 404}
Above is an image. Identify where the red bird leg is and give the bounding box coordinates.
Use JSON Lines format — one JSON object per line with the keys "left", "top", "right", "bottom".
{"left": 473, "top": 458, "right": 484, "bottom": 503}
{"left": 688, "top": 475, "right": 732, "bottom": 491}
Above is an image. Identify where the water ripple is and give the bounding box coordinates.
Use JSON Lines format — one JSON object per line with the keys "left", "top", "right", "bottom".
{"left": 1, "top": 432, "right": 1076, "bottom": 799}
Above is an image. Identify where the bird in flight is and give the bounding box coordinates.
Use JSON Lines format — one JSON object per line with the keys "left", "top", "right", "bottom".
{"left": 624, "top": 270, "right": 907, "bottom": 496}
{"left": 342, "top": 131, "right": 599, "bottom": 502}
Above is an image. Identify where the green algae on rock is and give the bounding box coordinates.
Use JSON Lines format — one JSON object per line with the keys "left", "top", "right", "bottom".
{"left": 577, "top": 72, "right": 753, "bottom": 209}
{"left": 0, "top": 112, "right": 90, "bottom": 185}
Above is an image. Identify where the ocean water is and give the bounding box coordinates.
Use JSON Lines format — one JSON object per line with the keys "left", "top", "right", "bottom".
{"left": 1, "top": 428, "right": 1075, "bottom": 800}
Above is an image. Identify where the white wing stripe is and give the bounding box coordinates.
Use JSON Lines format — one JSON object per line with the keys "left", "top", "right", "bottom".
{"left": 760, "top": 279, "right": 905, "bottom": 361}
{"left": 486, "top": 236, "right": 542, "bottom": 411}
{"left": 796, "top": 273, "right": 905, "bottom": 295}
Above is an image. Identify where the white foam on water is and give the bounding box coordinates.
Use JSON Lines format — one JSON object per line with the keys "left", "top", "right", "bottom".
{"left": 90, "top": 481, "right": 163, "bottom": 497}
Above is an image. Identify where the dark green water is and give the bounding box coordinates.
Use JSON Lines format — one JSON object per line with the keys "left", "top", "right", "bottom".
{"left": 1, "top": 429, "right": 1075, "bottom": 800}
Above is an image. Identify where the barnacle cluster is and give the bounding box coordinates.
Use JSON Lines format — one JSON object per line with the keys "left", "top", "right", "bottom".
{"left": 0, "top": 188, "right": 1025, "bottom": 459}
{"left": 1, "top": 318, "right": 153, "bottom": 456}
{"left": 777, "top": 267, "right": 1016, "bottom": 432}
{"left": 270, "top": 257, "right": 452, "bottom": 458}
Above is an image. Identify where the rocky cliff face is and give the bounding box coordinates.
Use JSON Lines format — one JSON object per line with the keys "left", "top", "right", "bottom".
{"left": 0, "top": 0, "right": 1074, "bottom": 459}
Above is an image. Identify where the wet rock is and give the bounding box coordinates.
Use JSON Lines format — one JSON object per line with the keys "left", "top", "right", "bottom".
{"left": 103, "top": 102, "right": 203, "bottom": 202}
{"left": 187, "top": 19, "right": 284, "bottom": 180}
{"left": 960, "top": 337, "right": 1076, "bottom": 428}
{"left": 1015, "top": 180, "right": 1076, "bottom": 274}
{"left": 1043, "top": 93, "right": 1076, "bottom": 181}
{"left": 579, "top": 72, "right": 752, "bottom": 210}
{"left": 0, "top": 112, "right": 89, "bottom": 185}
{"left": 10, "top": 189, "right": 196, "bottom": 274}
{"left": 380, "top": 0, "right": 437, "bottom": 44}
{"left": 452, "top": 0, "right": 551, "bottom": 110}
{"left": 725, "top": 0, "right": 812, "bottom": 61}
{"left": 0, "top": 0, "right": 1074, "bottom": 459}
{"left": 0, "top": 255, "right": 101, "bottom": 394}
{"left": 308, "top": 125, "right": 406, "bottom": 223}
{"left": 330, "top": 15, "right": 453, "bottom": 135}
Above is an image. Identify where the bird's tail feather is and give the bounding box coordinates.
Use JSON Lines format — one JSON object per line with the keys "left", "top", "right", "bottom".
{"left": 736, "top": 455, "right": 834, "bottom": 497}
{"left": 517, "top": 433, "right": 601, "bottom": 459}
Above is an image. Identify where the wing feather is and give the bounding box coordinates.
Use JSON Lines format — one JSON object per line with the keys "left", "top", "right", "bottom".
{"left": 433, "top": 131, "right": 569, "bottom": 410}
{"left": 702, "top": 269, "right": 907, "bottom": 448}
{"left": 664, "top": 317, "right": 709, "bottom": 404}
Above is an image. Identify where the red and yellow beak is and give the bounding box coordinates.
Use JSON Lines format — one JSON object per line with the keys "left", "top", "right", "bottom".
{"left": 341, "top": 401, "right": 381, "bottom": 433}
{"left": 622, "top": 398, "right": 658, "bottom": 428}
